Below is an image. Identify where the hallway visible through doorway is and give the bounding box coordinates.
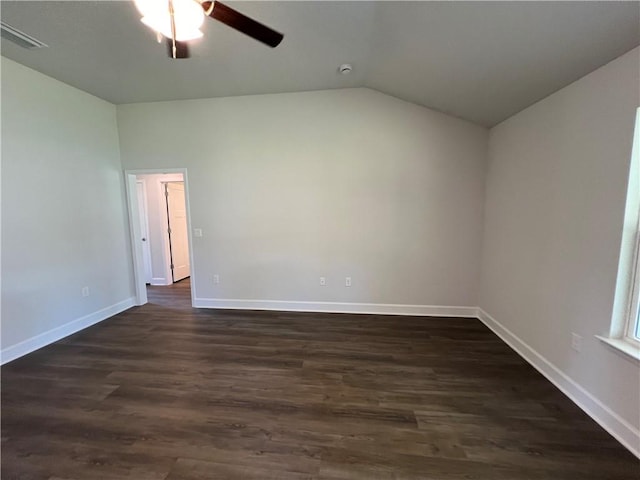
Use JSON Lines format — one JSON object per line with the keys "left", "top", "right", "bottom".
{"left": 134, "top": 173, "right": 190, "bottom": 287}
{"left": 125, "top": 168, "right": 195, "bottom": 307}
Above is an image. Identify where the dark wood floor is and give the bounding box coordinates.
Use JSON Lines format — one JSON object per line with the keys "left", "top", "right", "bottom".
{"left": 2, "top": 279, "right": 638, "bottom": 479}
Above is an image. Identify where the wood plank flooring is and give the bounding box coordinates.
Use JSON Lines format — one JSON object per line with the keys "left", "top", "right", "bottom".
{"left": 2, "top": 279, "right": 638, "bottom": 479}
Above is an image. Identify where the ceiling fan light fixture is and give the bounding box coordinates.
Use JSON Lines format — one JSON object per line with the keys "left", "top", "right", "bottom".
{"left": 135, "top": 0, "right": 204, "bottom": 41}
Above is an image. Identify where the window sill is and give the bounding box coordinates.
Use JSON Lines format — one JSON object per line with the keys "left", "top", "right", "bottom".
{"left": 596, "top": 335, "right": 640, "bottom": 363}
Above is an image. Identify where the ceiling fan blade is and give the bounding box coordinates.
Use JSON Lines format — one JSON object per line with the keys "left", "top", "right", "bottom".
{"left": 202, "top": 1, "right": 283, "bottom": 48}
{"left": 166, "top": 38, "right": 190, "bottom": 58}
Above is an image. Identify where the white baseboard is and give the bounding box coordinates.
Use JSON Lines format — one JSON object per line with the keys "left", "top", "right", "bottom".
{"left": 150, "top": 277, "right": 170, "bottom": 286}
{"left": 477, "top": 308, "right": 640, "bottom": 459}
{"left": 193, "top": 297, "right": 477, "bottom": 318}
{"left": 1, "top": 297, "right": 136, "bottom": 365}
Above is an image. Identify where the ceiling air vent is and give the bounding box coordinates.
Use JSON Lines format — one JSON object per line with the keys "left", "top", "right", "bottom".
{"left": 0, "top": 21, "right": 48, "bottom": 49}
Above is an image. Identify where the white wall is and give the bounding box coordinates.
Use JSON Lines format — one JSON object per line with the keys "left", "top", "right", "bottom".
{"left": 136, "top": 173, "right": 184, "bottom": 285}
{"left": 117, "top": 88, "right": 488, "bottom": 312}
{"left": 479, "top": 48, "right": 640, "bottom": 454}
{"left": 0, "top": 57, "right": 135, "bottom": 361}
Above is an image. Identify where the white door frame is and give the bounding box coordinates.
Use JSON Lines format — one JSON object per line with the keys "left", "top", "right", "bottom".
{"left": 124, "top": 168, "right": 196, "bottom": 306}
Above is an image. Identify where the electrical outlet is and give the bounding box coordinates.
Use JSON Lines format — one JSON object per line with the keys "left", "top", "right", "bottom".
{"left": 194, "top": 228, "right": 203, "bottom": 237}
{"left": 81, "top": 286, "right": 90, "bottom": 297}
{"left": 345, "top": 276, "right": 352, "bottom": 287}
{"left": 213, "top": 274, "right": 220, "bottom": 284}
{"left": 319, "top": 276, "right": 326, "bottom": 286}
{"left": 571, "top": 333, "right": 582, "bottom": 352}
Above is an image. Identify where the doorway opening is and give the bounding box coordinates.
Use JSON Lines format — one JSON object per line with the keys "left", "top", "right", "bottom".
{"left": 125, "top": 169, "right": 195, "bottom": 306}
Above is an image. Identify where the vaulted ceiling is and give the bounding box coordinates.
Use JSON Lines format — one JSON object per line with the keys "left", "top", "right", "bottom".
{"left": 2, "top": 1, "right": 639, "bottom": 126}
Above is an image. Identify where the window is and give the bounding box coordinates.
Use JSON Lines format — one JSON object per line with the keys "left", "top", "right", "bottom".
{"left": 623, "top": 109, "right": 640, "bottom": 348}
{"left": 625, "top": 226, "right": 640, "bottom": 345}
{"left": 598, "top": 108, "right": 640, "bottom": 361}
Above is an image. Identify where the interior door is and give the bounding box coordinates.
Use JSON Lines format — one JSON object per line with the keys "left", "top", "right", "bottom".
{"left": 136, "top": 181, "right": 153, "bottom": 284}
{"left": 165, "top": 182, "right": 190, "bottom": 282}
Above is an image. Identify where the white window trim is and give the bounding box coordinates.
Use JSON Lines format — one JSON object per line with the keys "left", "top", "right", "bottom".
{"left": 623, "top": 226, "right": 640, "bottom": 346}
{"left": 597, "top": 234, "right": 640, "bottom": 361}
{"left": 596, "top": 336, "right": 640, "bottom": 363}
{"left": 597, "top": 108, "right": 640, "bottom": 363}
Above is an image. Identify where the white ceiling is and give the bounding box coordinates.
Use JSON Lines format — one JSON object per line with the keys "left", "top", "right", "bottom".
{"left": 1, "top": 1, "right": 639, "bottom": 126}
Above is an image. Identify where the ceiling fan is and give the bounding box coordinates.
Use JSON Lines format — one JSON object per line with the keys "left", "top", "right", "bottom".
{"left": 134, "top": 0, "right": 284, "bottom": 59}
